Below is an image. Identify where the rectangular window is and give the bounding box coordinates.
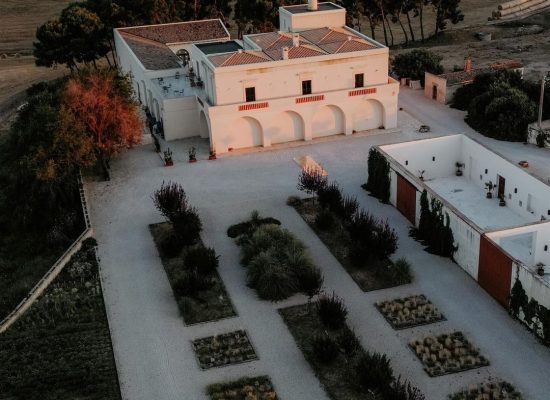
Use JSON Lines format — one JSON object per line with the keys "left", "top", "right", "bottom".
{"left": 245, "top": 87, "right": 256, "bottom": 102}
{"left": 355, "top": 73, "right": 364, "bottom": 88}
{"left": 302, "top": 80, "right": 312, "bottom": 95}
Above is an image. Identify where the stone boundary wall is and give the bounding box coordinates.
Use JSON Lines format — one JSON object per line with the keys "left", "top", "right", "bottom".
{"left": 0, "top": 173, "right": 93, "bottom": 334}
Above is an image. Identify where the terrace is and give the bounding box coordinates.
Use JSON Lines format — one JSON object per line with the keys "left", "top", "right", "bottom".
{"left": 150, "top": 73, "right": 204, "bottom": 100}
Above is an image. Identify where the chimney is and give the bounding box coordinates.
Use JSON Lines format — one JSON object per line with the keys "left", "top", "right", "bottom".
{"left": 464, "top": 56, "right": 473, "bottom": 72}
{"left": 292, "top": 33, "right": 300, "bottom": 47}
{"left": 282, "top": 47, "right": 289, "bottom": 60}
{"left": 308, "top": 0, "right": 318, "bottom": 11}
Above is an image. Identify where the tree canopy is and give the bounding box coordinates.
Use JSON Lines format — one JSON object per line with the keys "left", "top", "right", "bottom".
{"left": 392, "top": 49, "right": 443, "bottom": 83}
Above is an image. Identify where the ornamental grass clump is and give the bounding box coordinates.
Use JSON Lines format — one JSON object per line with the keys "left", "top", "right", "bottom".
{"left": 185, "top": 245, "right": 219, "bottom": 275}
{"left": 355, "top": 351, "right": 394, "bottom": 393}
{"left": 311, "top": 333, "right": 340, "bottom": 363}
{"left": 317, "top": 292, "right": 348, "bottom": 330}
{"left": 233, "top": 213, "right": 323, "bottom": 302}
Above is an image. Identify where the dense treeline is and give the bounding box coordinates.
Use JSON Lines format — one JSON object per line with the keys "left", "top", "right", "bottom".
{"left": 0, "top": 69, "right": 141, "bottom": 319}
{"left": 33, "top": 0, "right": 464, "bottom": 69}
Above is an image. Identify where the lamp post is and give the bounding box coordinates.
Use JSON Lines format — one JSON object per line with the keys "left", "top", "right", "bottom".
{"left": 538, "top": 71, "right": 550, "bottom": 130}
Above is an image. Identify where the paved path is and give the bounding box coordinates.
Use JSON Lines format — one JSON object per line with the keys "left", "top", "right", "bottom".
{"left": 88, "top": 112, "right": 550, "bottom": 400}
{"left": 399, "top": 87, "right": 550, "bottom": 185}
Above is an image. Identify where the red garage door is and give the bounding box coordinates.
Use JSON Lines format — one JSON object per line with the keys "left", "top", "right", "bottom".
{"left": 396, "top": 174, "right": 416, "bottom": 225}
{"left": 478, "top": 235, "right": 513, "bottom": 307}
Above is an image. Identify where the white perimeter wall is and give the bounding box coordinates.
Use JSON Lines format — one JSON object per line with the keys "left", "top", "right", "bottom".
{"left": 383, "top": 135, "right": 550, "bottom": 223}
{"left": 279, "top": 7, "right": 346, "bottom": 32}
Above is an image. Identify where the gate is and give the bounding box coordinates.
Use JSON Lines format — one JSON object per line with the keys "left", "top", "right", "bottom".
{"left": 478, "top": 235, "right": 513, "bottom": 307}
{"left": 396, "top": 174, "right": 417, "bottom": 225}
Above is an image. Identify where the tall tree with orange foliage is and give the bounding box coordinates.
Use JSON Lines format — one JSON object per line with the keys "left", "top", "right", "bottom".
{"left": 64, "top": 69, "right": 142, "bottom": 179}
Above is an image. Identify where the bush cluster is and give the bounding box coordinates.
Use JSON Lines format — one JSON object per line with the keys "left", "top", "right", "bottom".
{"left": 348, "top": 209, "right": 398, "bottom": 264}
{"left": 227, "top": 210, "right": 281, "bottom": 238}
{"left": 452, "top": 69, "right": 547, "bottom": 142}
{"left": 317, "top": 292, "right": 348, "bottom": 329}
{"left": 172, "top": 244, "right": 219, "bottom": 298}
{"left": 365, "top": 147, "right": 391, "bottom": 203}
{"left": 152, "top": 181, "right": 203, "bottom": 249}
{"left": 235, "top": 212, "right": 324, "bottom": 302}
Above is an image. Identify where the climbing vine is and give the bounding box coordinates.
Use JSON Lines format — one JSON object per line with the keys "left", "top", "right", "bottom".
{"left": 411, "top": 190, "right": 457, "bottom": 258}
{"left": 509, "top": 274, "right": 550, "bottom": 347}
{"left": 365, "top": 148, "right": 390, "bottom": 203}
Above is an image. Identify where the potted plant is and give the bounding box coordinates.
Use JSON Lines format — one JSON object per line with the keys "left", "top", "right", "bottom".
{"left": 208, "top": 149, "right": 217, "bottom": 160}
{"left": 455, "top": 162, "right": 464, "bottom": 176}
{"left": 418, "top": 170, "right": 426, "bottom": 181}
{"left": 163, "top": 148, "right": 173, "bottom": 166}
{"left": 499, "top": 195, "right": 506, "bottom": 207}
{"left": 485, "top": 181, "right": 495, "bottom": 198}
{"left": 536, "top": 263, "right": 545, "bottom": 276}
{"left": 188, "top": 146, "right": 197, "bottom": 163}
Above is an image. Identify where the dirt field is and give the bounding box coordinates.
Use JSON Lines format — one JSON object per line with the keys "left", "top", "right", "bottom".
{"left": 0, "top": 0, "right": 71, "bottom": 131}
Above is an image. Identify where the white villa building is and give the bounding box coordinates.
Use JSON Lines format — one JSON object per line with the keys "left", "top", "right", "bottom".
{"left": 114, "top": 1, "right": 399, "bottom": 153}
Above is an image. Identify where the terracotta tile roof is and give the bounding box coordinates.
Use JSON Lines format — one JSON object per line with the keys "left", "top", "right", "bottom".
{"left": 247, "top": 32, "right": 281, "bottom": 49}
{"left": 118, "top": 19, "right": 229, "bottom": 45}
{"left": 119, "top": 32, "right": 181, "bottom": 70}
{"left": 298, "top": 28, "right": 332, "bottom": 43}
{"left": 317, "top": 30, "right": 353, "bottom": 44}
{"left": 319, "top": 39, "right": 376, "bottom": 54}
{"left": 265, "top": 44, "right": 326, "bottom": 60}
{"left": 209, "top": 51, "right": 271, "bottom": 67}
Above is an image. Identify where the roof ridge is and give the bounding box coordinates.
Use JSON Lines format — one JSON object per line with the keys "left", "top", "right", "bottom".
{"left": 119, "top": 30, "right": 169, "bottom": 47}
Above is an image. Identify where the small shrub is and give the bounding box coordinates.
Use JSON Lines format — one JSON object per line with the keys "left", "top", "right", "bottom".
{"left": 383, "top": 377, "right": 425, "bottom": 400}
{"left": 356, "top": 351, "right": 394, "bottom": 392}
{"left": 286, "top": 195, "right": 302, "bottom": 207}
{"left": 317, "top": 292, "right": 348, "bottom": 330}
{"left": 318, "top": 182, "right": 342, "bottom": 212}
{"left": 336, "top": 329, "right": 361, "bottom": 357}
{"left": 315, "top": 208, "right": 336, "bottom": 230}
{"left": 246, "top": 250, "right": 279, "bottom": 288}
{"left": 254, "top": 263, "right": 297, "bottom": 301}
{"left": 388, "top": 258, "right": 412, "bottom": 284}
{"left": 172, "top": 208, "right": 202, "bottom": 245}
{"left": 374, "top": 220, "right": 398, "bottom": 260}
{"left": 296, "top": 264, "right": 324, "bottom": 301}
{"left": 173, "top": 270, "right": 213, "bottom": 297}
{"left": 152, "top": 181, "right": 189, "bottom": 222}
{"left": 337, "top": 195, "right": 359, "bottom": 222}
{"left": 297, "top": 167, "right": 327, "bottom": 203}
{"left": 161, "top": 234, "right": 183, "bottom": 258}
{"left": 185, "top": 246, "right": 219, "bottom": 275}
{"left": 311, "top": 333, "right": 340, "bottom": 363}
{"left": 227, "top": 211, "right": 281, "bottom": 238}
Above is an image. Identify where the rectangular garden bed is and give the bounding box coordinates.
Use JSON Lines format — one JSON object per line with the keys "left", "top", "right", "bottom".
{"left": 409, "top": 331, "right": 489, "bottom": 377}
{"left": 192, "top": 329, "right": 257, "bottom": 370}
{"left": 279, "top": 304, "right": 376, "bottom": 400}
{"left": 291, "top": 198, "right": 409, "bottom": 292}
{"left": 375, "top": 294, "right": 445, "bottom": 330}
{"left": 449, "top": 380, "right": 522, "bottom": 400}
{"left": 149, "top": 222, "right": 236, "bottom": 325}
{"left": 0, "top": 239, "right": 121, "bottom": 400}
{"left": 207, "top": 375, "right": 278, "bottom": 400}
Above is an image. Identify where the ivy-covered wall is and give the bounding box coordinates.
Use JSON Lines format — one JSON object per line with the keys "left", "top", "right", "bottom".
{"left": 509, "top": 270, "right": 550, "bottom": 347}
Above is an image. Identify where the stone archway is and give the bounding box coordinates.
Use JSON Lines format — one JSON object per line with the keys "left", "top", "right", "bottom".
{"left": 352, "top": 99, "right": 384, "bottom": 132}
{"left": 223, "top": 116, "right": 263, "bottom": 150}
{"left": 199, "top": 111, "right": 210, "bottom": 139}
{"left": 269, "top": 110, "right": 305, "bottom": 144}
{"left": 312, "top": 105, "right": 345, "bottom": 138}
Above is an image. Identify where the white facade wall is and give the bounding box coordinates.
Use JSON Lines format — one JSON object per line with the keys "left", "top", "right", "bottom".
{"left": 515, "top": 261, "right": 550, "bottom": 310}
{"left": 279, "top": 5, "right": 346, "bottom": 32}
{"left": 204, "top": 78, "right": 398, "bottom": 153}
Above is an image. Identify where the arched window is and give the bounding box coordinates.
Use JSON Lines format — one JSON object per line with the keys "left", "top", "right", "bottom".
{"left": 176, "top": 49, "right": 190, "bottom": 65}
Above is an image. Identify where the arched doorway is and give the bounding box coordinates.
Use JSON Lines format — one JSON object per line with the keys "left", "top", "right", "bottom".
{"left": 312, "top": 105, "right": 345, "bottom": 138}
{"left": 224, "top": 116, "right": 262, "bottom": 149}
{"left": 352, "top": 99, "right": 384, "bottom": 132}
{"left": 199, "top": 111, "right": 210, "bottom": 139}
{"left": 269, "top": 111, "right": 304, "bottom": 144}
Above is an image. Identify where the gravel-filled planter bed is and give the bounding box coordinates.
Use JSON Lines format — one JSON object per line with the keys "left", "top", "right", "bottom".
{"left": 409, "top": 331, "right": 489, "bottom": 377}
{"left": 449, "top": 380, "right": 522, "bottom": 400}
{"left": 192, "top": 329, "right": 257, "bottom": 370}
{"left": 207, "top": 375, "right": 278, "bottom": 400}
{"left": 375, "top": 294, "right": 445, "bottom": 330}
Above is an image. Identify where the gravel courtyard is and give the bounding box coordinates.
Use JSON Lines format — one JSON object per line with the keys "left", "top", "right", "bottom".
{"left": 88, "top": 111, "right": 550, "bottom": 400}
